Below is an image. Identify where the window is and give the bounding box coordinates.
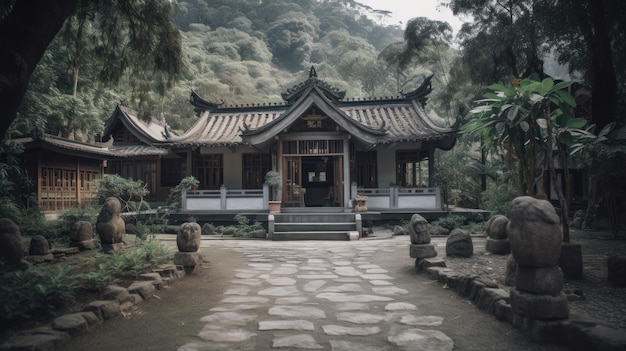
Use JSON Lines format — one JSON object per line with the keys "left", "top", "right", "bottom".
{"left": 109, "top": 160, "right": 157, "bottom": 194}
{"left": 193, "top": 154, "right": 223, "bottom": 189}
{"left": 161, "top": 158, "right": 186, "bottom": 187}
{"left": 396, "top": 150, "right": 428, "bottom": 187}
{"left": 355, "top": 151, "right": 377, "bottom": 188}
{"left": 242, "top": 153, "right": 270, "bottom": 189}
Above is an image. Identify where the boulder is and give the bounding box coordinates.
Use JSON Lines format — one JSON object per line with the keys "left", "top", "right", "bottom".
{"left": 409, "top": 214, "right": 431, "bottom": 244}
{"left": 28, "top": 235, "right": 50, "bottom": 255}
{"left": 177, "top": 222, "right": 202, "bottom": 252}
{"left": 446, "top": 228, "right": 473, "bottom": 257}
{"left": 201, "top": 223, "right": 216, "bottom": 235}
{"left": 409, "top": 244, "right": 437, "bottom": 259}
{"left": 0, "top": 218, "right": 24, "bottom": 265}
{"left": 485, "top": 237, "right": 510, "bottom": 255}
{"left": 507, "top": 196, "right": 562, "bottom": 268}
{"left": 69, "top": 221, "right": 93, "bottom": 242}
{"left": 515, "top": 266, "right": 564, "bottom": 294}
{"left": 393, "top": 225, "right": 409, "bottom": 236}
{"left": 509, "top": 288, "right": 569, "bottom": 320}
{"left": 485, "top": 215, "right": 509, "bottom": 239}
{"left": 96, "top": 197, "right": 126, "bottom": 245}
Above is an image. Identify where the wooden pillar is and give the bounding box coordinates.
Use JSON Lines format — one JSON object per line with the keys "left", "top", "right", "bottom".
{"left": 76, "top": 159, "right": 81, "bottom": 206}
{"left": 343, "top": 135, "right": 350, "bottom": 208}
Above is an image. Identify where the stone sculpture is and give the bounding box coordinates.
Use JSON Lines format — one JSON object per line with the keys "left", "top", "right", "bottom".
{"left": 485, "top": 215, "right": 510, "bottom": 255}
{"left": 0, "top": 218, "right": 24, "bottom": 265}
{"left": 408, "top": 214, "right": 442, "bottom": 271}
{"left": 96, "top": 197, "right": 126, "bottom": 253}
{"left": 69, "top": 221, "right": 96, "bottom": 250}
{"left": 507, "top": 196, "right": 568, "bottom": 320}
{"left": 174, "top": 222, "right": 204, "bottom": 273}
{"left": 446, "top": 228, "right": 473, "bottom": 257}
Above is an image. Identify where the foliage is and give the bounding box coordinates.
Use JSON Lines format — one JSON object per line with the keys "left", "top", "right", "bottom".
{"left": 430, "top": 214, "right": 467, "bottom": 231}
{"left": 95, "top": 174, "right": 150, "bottom": 212}
{"left": 59, "top": 206, "right": 99, "bottom": 228}
{"left": 232, "top": 214, "right": 264, "bottom": 238}
{"left": 79, "top": 241, "right": 174, "bottom": 291}
{"left": 0, "top": 139, "right": 41, "bottom": 225}
{"left": 0, "top": 265, "right": 78, "bottom": 322}
{"left": 167, "top": 176, "right": 200, "bottom": 208}
{"left": 481, "top": 178, "right": 517, "bottom": 216}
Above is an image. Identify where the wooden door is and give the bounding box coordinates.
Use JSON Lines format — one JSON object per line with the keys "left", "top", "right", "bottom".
{"left": 283, "top": 156, "right": 303, "bottom": 207}
{"left": 333, "top": 156, "right": 343, "bottom": 206}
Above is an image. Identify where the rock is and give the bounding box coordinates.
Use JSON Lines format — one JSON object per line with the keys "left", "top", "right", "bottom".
{"left": 485, "top": 215, "right": 509, "bottom": 239}
{"left": 393, "top": 225, "right": 408, "bottom": 236}
{"left": 96, "top": 197, "right": 126, "bottom": 246}
{"left": 485, "top": 237, "right": 511, "bottom": 255}
{"left": 83, "top": 300, "right": 121, "bottom": 320}
{"left": 509, "top": 288, "right": 569, "bottom": 320}
{"left": 29, "top": 235, "right": 50, "bottom": 255}
{"left": 446, "top": 229, "right": 473, "bottom": 257}
{"left": 127, "top": 281, "right": 156, "bottom": 300}
{"left": 52, "top": 312, "right": 99, "bottom": 335}
{"left": 100, "top": 285, "right": 131, "bottom": 303}
{"left": 69, "top": 221, "right": 93, "bottom": 242}
{"left": 0, "top": 218, "right": 24, "bottom": 265}
{"left": 409, "top": 214, "right": 431, "bottom": 244}
{"left": 515, "top": 266, "right": 564, "bottom": 294}
{"left": 507, "top": 196, "right": 562, "bottom": 268}
{"left": 69, "top": 240, "right": 96, "bottom": 250}
{"left": 177, "top": 222, "right": 202, "bottom": 252}
{"left": 607, "top": 255, "right": 626, "bottom": 287}
{"left": 415, "top": 257, "right": 446, "bottom": 272}
{"left": 409, "top": 244, "right": 437, "bottom": 259}
{"left": 0, "top": 327, "right": 69, "bottom": 351}
{"left": 504, "top": 255, "right": 517, "bottom": 286}
{"left": 201, "top": 223, "right": 216, "bottom": 235}
{"left": 429, "top": 225, "right": 450, "bottom": 236}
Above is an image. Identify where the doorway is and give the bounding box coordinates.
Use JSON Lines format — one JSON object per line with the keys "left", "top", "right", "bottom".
{"left": 282, "top": 155, "right": 343, "bottom": 207}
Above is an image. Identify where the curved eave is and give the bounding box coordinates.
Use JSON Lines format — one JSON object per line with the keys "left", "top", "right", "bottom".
{"left": 103, "top": 105, "right": 168, "bottom": 145}
{"left": 242, "top": 86, "right": 385, "bottom": 147}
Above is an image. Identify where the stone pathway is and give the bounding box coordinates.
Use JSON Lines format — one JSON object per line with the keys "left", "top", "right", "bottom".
{"left": 177, "top": 238, "right": 454, "bottom": 351}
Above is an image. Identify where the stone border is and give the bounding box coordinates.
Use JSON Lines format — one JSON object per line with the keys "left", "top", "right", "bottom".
{"left": 0, "top": 264, "right": 186, "bottom": 351}
{"left": 420, "top": 261, "right": 626, "bottom": 351}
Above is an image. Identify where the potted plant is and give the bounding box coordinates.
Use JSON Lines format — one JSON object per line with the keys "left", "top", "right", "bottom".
{"left": 265, "top": 170, "right": 282, "bottom": 213}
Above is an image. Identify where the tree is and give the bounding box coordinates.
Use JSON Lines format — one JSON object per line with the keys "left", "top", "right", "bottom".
{"left": 0, "top": 0, "right": 183, "bottom": 140}
{"left": 464, "top": 77, "right": 587, "bottom": 242}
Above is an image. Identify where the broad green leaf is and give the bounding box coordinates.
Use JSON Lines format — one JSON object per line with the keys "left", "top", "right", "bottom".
{"left": 495, "top": 121, "right": 506, "bottom": 137}
{"left": 520, "top": 121, "right": 530, "bottom": 132}
{"left": 540, "top": 78, "right": 554, "bottom": 95}
{"left": 558, "top": 130, "right": 574, "bottom": 145}
{"left": 469, "top": 105, "right": 492, "bottom": 114}
{"left": 507, "top": 105, "right": 519, "bottom": 121}
{"left": 565, "top": 117, "right": 587, "bottom": 129}
{"left": 553, "top": 89, "right": 576, "bottom": 107}
{"left": 488, "top": 83, "right": 508, "bottom": 91}
{"left": 483, "top": 92, "right": 501, "bottom": 100}
{"left": 550, "top": 80, "right": 573, "bottom": 93}
{"left": 536, "top": 118, "right": 548, "bottom": 129}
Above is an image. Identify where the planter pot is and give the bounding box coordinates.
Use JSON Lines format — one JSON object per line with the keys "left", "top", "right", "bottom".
{"left": 559, "top": 242, "right": 583, "bottom": 280}
{"left": 269, "top": 201, "right": 282, "bottom": 213}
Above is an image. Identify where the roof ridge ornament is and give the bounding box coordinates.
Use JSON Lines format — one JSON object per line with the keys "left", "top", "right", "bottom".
{"left": 281, "top": 66, "right": 345, "bottom": 104}
{"left": 400, "top": 74, "right": 434, "bottom": 108}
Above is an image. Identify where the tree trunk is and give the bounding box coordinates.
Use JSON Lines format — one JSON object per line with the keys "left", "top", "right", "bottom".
{"left": 0, "top": 0, "right": 78, "bottom": 139}
{"left": 587, "top": 0, "right": 617, "bottom": 130}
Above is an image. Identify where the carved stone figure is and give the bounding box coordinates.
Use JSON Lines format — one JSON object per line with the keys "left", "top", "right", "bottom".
{"left": 409, "top": 214, "right": 430, "bottom": 244}
{"left": 0, "top": 218, "right": 24, "bottom": 265}
{"left": 96, "top": 197, "right": 126, "bottom": 252}
{"left": 446, "top": 228, "right": 473, "bottom": 257}
{"left": 177, "top": 222, "right": 202, "bottom": 252}
{"left": 69, "top": 221, "right": 96, "bottom": 250}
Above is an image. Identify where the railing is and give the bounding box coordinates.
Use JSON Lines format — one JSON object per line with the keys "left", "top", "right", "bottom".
{"left": 351, "top": 182, "right": 442, "bottom": 210}
{"left": 182, "top": 185, "right": 269, "bottom": 210}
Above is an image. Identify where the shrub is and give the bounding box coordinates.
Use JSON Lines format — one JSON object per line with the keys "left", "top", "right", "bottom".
{"left": 79, "top": 241, "right": 174, "bottom": 291}
{"left": 95, "top": 174, "right": 149, "bottom": 212}
{"left": 481, "top": 180, "right": 517, "bottom": 216}
{"left": 0, "top": 265, "right": 78, "bottom": 322}
{"left": 233, "top": 214, "right": 263, "bottom": 237}
{"left": 430, "top": 215, "right": 466, "bottom": 231}
{"left": 167, "top": 176, "right": 199, "bottom": 208}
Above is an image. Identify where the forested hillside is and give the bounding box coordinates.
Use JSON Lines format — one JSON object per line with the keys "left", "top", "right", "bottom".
{"left": 13, "top": 0, "right": 459, "bottom": 139}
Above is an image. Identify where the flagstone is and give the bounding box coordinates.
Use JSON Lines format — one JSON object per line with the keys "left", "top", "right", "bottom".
{"left": 316, "top": 292, "right": 393, "bottom": 302}
{"left": 268, "top": 305, "right": 326, "bottom": 319}
{"left": 272, "top": 334, "right": 323, "bottom": 349}
{"left": 335, "top": 312, "right": 388, "bottom": 324}
{"left": 322, "top": 325, "right": 381, "bottom": 336}
{"left": 221, "top": 296, "right": 269, "bottom": 304}
{"left": 387, "top": 328, "right": 454, "bottom": 351}
{"left": 399, "top": 315, "right": 444, "bottom": 326}
{"left": 258, "top": 320, "right": 315, "bottom": 331}
{"left": 384, "top": 302, "right": 418, "bottom": 311}
{"left": 303, "top": 280, "right": 327, "bottom": 292}
{"left": 258, "top": 286, "right": 301, "bottom": 297}
{"left": 198, "top": 327, "right": 256, "bottom": 343}
{"left": 199, "top": 311, "right": 257, "bottom": 326}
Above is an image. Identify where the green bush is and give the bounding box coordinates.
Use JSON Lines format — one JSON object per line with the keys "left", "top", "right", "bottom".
{"left": 79, "top": 241, "right": 174, "bottom": 291}
{"left": 167, "top": 176, "right": 200, "bottom": 208}
{"left": 430, "top": 215, "right": 466, "bottom": 231}
{"left": 95, "top": 174, "right": 149, "bottom": 212}
{"left": 0, "top": 265, "right": 78, "bottom": 321}
{"left": 233, "top": 214, "right": 263, "bottom": 237}
{"left": 481, "top": 180, "right": 517, "bottom": 216}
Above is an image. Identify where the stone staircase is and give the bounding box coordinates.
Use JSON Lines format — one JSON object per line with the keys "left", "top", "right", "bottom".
{"left": 268, "top": 210, "right": 362, "bottom": 241}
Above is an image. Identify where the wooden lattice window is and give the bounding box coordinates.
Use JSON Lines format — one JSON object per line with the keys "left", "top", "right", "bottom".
{"left": 355, "top": 151, "right": 377, "bottom": 188}
{"left": 193, "top": 154, "right": 223, "bottom": 190}
{"left": 242, "top": 153, "right": 270, "bottom": 189}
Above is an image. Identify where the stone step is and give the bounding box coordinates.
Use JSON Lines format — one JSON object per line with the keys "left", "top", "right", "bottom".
{"left": 271, "top": 231, "right": 352, "bottom": 241}
{"left": 274, "top": 222, "right": 356, "bottom": 232}
{"left": 273, "top": 213, "right": 356, "bottom": 223}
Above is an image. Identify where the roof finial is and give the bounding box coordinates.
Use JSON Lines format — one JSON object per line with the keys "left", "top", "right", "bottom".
{"left": 309, "top": 66, "right": 317, "bottom": 79}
